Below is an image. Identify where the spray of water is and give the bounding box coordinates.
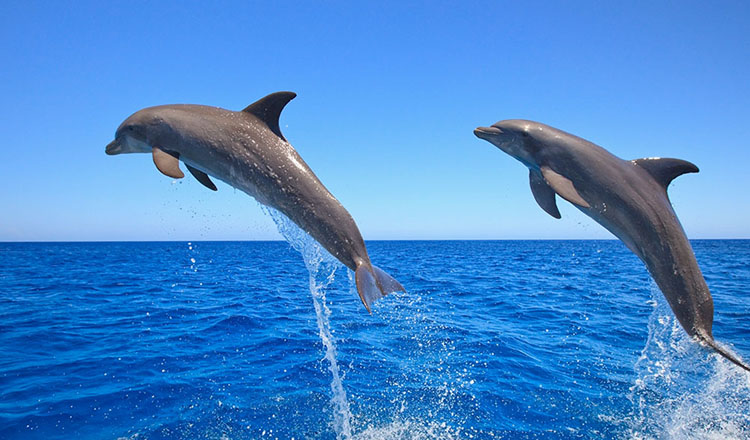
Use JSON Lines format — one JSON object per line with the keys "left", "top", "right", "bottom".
{"left": 260, "top": 208, "right": 469, "bottom": 439}
{"left": 262, "top": 207, "right": 354, "bottom": 439}
{"left": 625, "top": 282, "right": 750, "bottom": 440}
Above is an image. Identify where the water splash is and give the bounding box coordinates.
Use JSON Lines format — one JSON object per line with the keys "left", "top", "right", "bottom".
{"left": 260, "top": 208, "right": 468, "bottom": 440}
{"left": 262, "top": 207, "right": 354, "bottom": 439}
{"left": 625, "top": 282, "right": 750, "bottom": 439}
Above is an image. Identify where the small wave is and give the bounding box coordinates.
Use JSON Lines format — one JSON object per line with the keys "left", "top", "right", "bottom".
{"left": 202, "top": 315, "right": 258, "bottom": 332}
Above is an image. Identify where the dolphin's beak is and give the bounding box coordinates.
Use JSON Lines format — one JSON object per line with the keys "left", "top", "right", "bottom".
{"left": 105, "top": 138, "right": 122, "bottom": 155}
{"left": 473, "top": 126, "right": 503, "bottom": 140}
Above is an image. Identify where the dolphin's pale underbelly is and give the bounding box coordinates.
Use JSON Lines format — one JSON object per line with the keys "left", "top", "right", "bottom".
{"left": 204, "top": 155, "right": 363, "bottom": 270}
{"left": 177, "top": 123, "right": 368, "bottom": 272}
{"left": 589, "top": 197, "right": 713, "bottom": 336}
{"left": 227, "top": 165, "right": 272, "bottom": 206}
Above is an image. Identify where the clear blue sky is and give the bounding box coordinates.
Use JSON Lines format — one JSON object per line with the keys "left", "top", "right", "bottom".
{"left": 1, "top": 1, "right": 749, "bottom": 241}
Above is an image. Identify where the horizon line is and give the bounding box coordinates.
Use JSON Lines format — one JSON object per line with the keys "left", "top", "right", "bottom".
{"left": 1, "top": 237, "right": 749, "bottom": 244}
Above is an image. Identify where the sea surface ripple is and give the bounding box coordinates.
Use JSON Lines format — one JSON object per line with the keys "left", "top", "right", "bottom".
{"left": 0, "top": 239, "right": 748, "bottom": 439}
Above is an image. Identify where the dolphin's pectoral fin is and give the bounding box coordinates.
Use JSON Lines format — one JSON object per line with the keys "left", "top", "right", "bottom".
{"left": 242, "top": 91, "right": 297, "bottom": 142}
{"left": 540, "top": 166, "right": 590, "bottom": 209}
{"left": 354, "top": 264, "right": 405, "bottom": 313}
{"left": 632, "top": 157, "right": 699, "bottom": 190}
{"left": 185, "top": 164, "right": 218, "bottom": 191}
{"left": 529, "top": 170, "right": 561, "bottom": 219}
{"left": 152, "top": 147, "right": 184, "bottom": 179}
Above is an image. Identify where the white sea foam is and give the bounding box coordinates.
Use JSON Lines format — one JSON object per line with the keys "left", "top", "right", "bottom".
{"left": 625, "top": 282, "right": 750, "bottom": 440}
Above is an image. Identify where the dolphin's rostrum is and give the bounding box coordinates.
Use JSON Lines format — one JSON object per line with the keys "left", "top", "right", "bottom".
{"left": 475, "top": 119, "right": 750, "bottom": 372}
{"left": 106, "top": 91, "right": 404, "bottom": 311}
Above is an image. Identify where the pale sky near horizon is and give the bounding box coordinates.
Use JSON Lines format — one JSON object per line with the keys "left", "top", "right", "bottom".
{"left": 1, "top": 1, "right": 749, "bottom": 241}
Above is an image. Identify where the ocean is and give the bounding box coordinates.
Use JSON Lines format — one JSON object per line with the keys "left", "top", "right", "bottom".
{"left": 1, "top": 229, "right": 749, "bottom": 438}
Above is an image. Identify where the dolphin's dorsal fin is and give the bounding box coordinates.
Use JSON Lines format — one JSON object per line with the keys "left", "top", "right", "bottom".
{"left": 529, "top": 169, "right": 561, "bottom": 219}
{"left": 632, "top": 157, "right": 699, "bottom": 189}
{"left": 541, "top": 166, "right": 590, "bottom": 209}
{"left": 152, "top": 147, "right": 184, "bottom": 179}
{"left": 186, "top": 164, "right": 217, "bottom": 191}
{"left": 242, "top": 91, "right": 297, "bottom": 141}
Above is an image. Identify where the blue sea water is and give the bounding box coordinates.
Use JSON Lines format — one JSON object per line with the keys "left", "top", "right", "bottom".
{"left": 1, "top": 233, "right": 749, "bottom": 439}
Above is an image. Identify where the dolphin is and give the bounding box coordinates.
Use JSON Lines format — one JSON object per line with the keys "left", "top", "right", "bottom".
{"left": 106, "top": 91, "right": 404, "bottom": 311}
{"left": 474, "top": 119, "right": 749, "bottom": 372}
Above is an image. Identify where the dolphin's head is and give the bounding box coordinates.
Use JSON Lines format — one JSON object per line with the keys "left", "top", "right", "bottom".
{"left": 105, "top": 107, "right": 171, "bottom": 156}
{"left": 474, "top": 119, "right": 549, "bottom": 169}
{"left": 106, "top": 104, "right": 224, "bottom": 185}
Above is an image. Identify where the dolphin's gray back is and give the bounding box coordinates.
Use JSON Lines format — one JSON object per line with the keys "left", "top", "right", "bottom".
{"left": 108, "top": 93, "right": 406, "bottom": 312}
{"left": 476, "top": 119, "right": 748, "bottom": 370}
{"left": 540, "top": 128, "right": 714, "bottom": 337}
{"left": 155, "top": 104, "right": 368, "bottom": 270}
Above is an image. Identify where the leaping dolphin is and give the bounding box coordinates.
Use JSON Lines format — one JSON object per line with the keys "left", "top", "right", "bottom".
{"left": 106, "top": 91, "right": 404, "bottom": 311}
{"left": 474, "top": 119, "right": 749, "bottom": 372}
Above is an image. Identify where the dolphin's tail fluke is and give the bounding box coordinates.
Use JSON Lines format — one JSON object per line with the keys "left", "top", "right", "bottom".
{"left": 354, "top": 264, "right": 405, "bottom": 312}
{"left": 700, "top": 336, "right": 750, "bottom": 373}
